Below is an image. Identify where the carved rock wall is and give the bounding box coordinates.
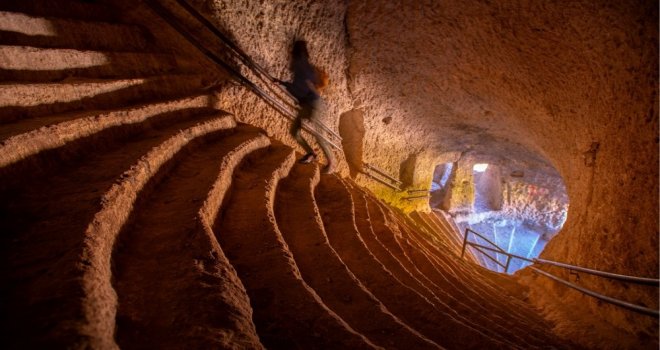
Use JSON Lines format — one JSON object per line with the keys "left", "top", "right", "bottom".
{"left": 195, "top": 0, "right": 657, "bottom": 345}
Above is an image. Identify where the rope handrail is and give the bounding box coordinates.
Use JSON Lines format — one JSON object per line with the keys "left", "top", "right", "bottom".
{"left": 173, "top": 0, "right": 344, "bottom": 143}
{"left": 146, "top": 0, "right": 341, "bottom": 151}
{"left": 460, "top": 228, "right": 659, "bottom": 318}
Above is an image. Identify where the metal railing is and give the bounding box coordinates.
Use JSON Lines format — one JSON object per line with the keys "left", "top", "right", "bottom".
{"left": 172, "top": 0, "right": 293, "bottom": 102}
{"left": 402, "top": 194, "right": 430, "bottom": 201}
{"left": 402, "top": 188, "right": 431, "bottom": 201}
{"left": 361, "top": 171, "right": 400, "bottom": 191}
{"left": 146, "top": 0, "right": 342, "bottom": 150}
{"left": 152, "top": 0, "right": 417, "bottom": 195}
{"left": 461, "top": 228, "right": 659, "bottom": 317}
{"left": 362, "top": 163, "right": 402, "bottom": 190}
{"left": 147, "top": 1, "right": 659, "bottom": 318}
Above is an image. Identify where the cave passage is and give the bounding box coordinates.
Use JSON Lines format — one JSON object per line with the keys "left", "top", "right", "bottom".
{"left": 430, "top": 161, "right": 569, "bottom": 274}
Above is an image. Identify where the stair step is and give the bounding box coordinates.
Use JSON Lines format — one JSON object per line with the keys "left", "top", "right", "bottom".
{"left": 315, "top": 175, "right": 513, "bottom": 350}
{"left": 0, "top": 95, "right": 215, "bottom": 192}
{"left": 214, "top": 145, "right": 378, "bottom": 350}
{"left": 275, "top": 163, "right": 441, "bottom": 349}
{"left": 366, "top": 204, "right": 459, "bottom": 303}
{"left": 0, "top": 45, "right": 201, "bottom": 81}
{"left": 354, "top": 191, "right": 508, "bottom": 343}
{"left": 112, "top": 127, "right": 268, "bottom": 349}
{"left": 433, "top": 211, "right": 464, "bottom": 247}
{"left": 367, "top": 202, "right": 434, "bottom": 285}
{"left": 351, "top": 183, "right": 528, "bottom": 349}
{"left": 0, "top": 11, "right": 152, "bottom": 51}
{"left": 0, "top": 94, "right": 214, "bottom": 143}
{"left": 424, "top": 211, "right": 464, "bottom": 255}
{"left": 388, "top": 210, "right": 562, "bottom": 345}
{"left": 0, "top": 0, "right": 120, "bottom": 22}
{"left": 348, "top": 187, "right": 447, "bottom": 310}
{"left": 375, "top": 205, "right": 549, "bottom": 347}
{"left": 0, "top": 74, "right": 211, "bottom": 123}
{"left": 0, "top": 113, "right": 235, "bottom": 348}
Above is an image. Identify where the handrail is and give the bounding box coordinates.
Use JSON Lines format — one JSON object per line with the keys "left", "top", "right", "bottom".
{"left": 174, "top": 0, "right": 273, "bottom": 78}
{"left": 465, "top": 239, "right": 660, "bottom": 286}
{"left": 534, "top": 258, "right": 660, "bottom": 286}
{"left": 464, "top": 228, "right": 507, "bottom": 254}
{"left": 146, "top": 0, "right": 341, "bottom": 151}
{"left": 530, "top": 267, "right": 659, "bottom": 317}
{"left": 464, "top": 242, "right": 530, "bottom": 263}
{"left": 471, "top": 244, "right": 509, "bottom": 270}
{"left": 460, "top": 228, "right": 659, "bottom": 318}
{"left": 361, "top": 170, "right": 401, "bottom": 191}
{"left": 173, "top": 0, "right": 344, "bottom": 144}
{"left": 402, "top": 194, "right": 430, "bottom": 201}
{"left": 173, "top": 0, "right": 297, "bottom": 106}
{"left": 407, "top": 189, "right": 430, "bottom": 194}
{"left": 467, "top": 242, "right": 516, "bottom": 271}
{"left": 363, "top": 163, "right": 402, "bottom": 185}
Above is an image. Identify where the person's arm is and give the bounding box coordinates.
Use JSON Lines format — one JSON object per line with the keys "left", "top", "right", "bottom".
{"left": 273, "top": 78, "right": 296, "bottom": 96}
{"left": 305, "top": 79, "right": 319, "bottom": 96}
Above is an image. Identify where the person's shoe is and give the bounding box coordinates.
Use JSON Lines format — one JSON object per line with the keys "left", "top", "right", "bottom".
{"left": 299, "top": 153, "right": 316, "bottom": 164}
{"left": 322, "top": 163, "right": 335, "bottom": 175}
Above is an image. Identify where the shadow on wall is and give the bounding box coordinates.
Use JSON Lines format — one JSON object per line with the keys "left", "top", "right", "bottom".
{"left": 338, "top": 109, "right": 365, "bottom": 178}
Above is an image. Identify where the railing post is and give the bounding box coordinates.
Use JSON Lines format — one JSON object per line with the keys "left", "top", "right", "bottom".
{"left": 461, "top": 228, "right": 469, "bottom": 258}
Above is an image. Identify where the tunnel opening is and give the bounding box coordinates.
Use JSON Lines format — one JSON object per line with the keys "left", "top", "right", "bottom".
{"left": 432, "top": 160, "right": 569, "bottom": 274}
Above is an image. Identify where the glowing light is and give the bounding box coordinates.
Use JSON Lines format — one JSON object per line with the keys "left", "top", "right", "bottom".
{"left": 473, "top": 163, "right": 489, "bottom": 172}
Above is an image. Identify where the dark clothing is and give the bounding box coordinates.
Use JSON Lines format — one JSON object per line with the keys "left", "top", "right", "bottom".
{"left": 289, "top": 100, "right": 333, "bottom": 167}
{"left": 279, "top": 51, "right": 335, "bottom": 172}
{"left": 281, "top": 59, "right": 320, "bottom": 105}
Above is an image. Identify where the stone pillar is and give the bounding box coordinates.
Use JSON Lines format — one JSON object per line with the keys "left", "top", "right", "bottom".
{"left": 440, "top": 160, "right": 474, "bottom": 212}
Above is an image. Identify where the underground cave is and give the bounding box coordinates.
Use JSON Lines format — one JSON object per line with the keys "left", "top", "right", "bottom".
{"left": 0, "top": 0, "right": 657, "bottom": 349}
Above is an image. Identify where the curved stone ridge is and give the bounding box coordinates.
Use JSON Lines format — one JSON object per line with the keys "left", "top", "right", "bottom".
{"left": 0, "top": 1, "right": 586, "bottom": 348}
{"left": 275, "top": 163, "right": 441, "bottom": 349}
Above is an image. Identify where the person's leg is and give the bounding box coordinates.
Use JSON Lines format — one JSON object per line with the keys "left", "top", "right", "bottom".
{"left": 290, "top": 110, "right": 315, "bottom": 162}
{"left": 315, "top": 133, "right": 336, "bottom": 174}
{"left": 307, "top": 99, "right": 335, "bottom": 174}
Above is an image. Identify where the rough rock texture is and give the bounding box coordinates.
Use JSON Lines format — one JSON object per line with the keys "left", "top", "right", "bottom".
{"left": 2, "top": 0, "right": 656, "bottom": 348}
{"left": 441, "top": 160, "right": 475, "bottom": 213}
{"left": 341, "top": 1, "right": 658, "bottom": 347}
{"left": 192, "top": 0, "right": 354, "bottom": 172}
{"left": 196, "top": 0, "right": 657, "bottom": 346}
{"left": 449, "top": 162, "right": 568, "bottom": 236}
{"left": 501, "top": 173, "right": 568, "bottom": 235}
